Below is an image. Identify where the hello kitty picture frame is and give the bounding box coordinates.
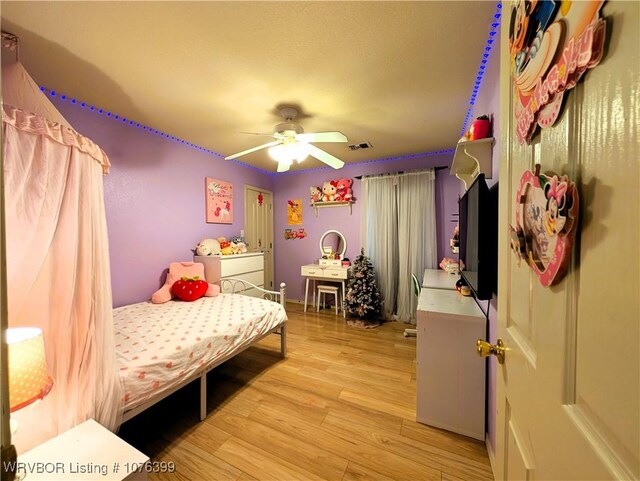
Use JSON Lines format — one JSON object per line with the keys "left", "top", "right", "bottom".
{"left": 205, "top": 177, "right": 233, "bottom": 224}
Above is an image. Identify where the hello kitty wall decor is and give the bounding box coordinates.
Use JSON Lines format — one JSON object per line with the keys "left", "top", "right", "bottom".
{"left": 509, "top": 164, "right": 578, "bottom": 287}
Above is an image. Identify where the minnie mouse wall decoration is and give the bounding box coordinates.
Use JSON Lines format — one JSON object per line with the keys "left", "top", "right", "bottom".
{"left": 510, "top": 164, "right": 578, "bottom": 286}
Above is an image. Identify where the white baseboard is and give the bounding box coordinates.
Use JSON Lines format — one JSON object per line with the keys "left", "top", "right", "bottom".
{"left": 486, "top": 434, "right": 497, "bottom": 478}
{"left": 285, "top": 298, "right": 304, "bottom": 305}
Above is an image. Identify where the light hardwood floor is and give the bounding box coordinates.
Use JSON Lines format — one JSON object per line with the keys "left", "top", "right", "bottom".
{"left": 118, "top": 302, "right": 494, "bottom": 481}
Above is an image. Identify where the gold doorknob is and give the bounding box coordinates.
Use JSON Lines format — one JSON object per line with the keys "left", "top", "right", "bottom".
{"left": 476, "top": 339, "right": 505, "bottom": 364}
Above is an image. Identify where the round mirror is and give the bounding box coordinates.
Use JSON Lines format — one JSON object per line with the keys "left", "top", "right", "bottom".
{"left": 319, "top": 230, "right": 347, "bottom": 259}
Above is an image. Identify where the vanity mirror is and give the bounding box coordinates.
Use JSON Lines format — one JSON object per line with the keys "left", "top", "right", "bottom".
{"left": 319, "top": 230, "right": 347, "bottom": 260}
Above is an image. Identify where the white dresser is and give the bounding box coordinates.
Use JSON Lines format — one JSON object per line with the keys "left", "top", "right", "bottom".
{"left": 416, "top": 287, "right": 486, "bottom": 440}
{"left": 195, "top": 253, "right": 264, "bottom": 297}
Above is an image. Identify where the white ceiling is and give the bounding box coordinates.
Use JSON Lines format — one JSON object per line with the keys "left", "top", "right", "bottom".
{"left": 1, "top": 1, "right": 498, "bottom": 173}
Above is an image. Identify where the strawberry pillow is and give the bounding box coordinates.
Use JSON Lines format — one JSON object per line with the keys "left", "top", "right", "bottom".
{"left": 152, "top": 261, "right": 220, "bottom": 304}
{"left": 170, "top": 276, "right": 208, "bottom": 302}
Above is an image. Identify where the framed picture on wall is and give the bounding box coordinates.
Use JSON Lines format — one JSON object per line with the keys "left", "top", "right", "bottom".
{"left": 205, "top": 177, "right": 233, "bottom": 224}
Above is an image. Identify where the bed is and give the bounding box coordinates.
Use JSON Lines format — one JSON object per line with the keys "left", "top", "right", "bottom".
{"left": 115, "top": 279, "right": 287, "bottom": 422}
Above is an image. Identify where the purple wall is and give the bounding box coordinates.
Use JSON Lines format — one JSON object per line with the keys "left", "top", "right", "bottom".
{"left": 48, "top": 96, "right": 460, "bottom": 308}
{"left": 51, "top": 98, "right": 274, "bottom": 307}
{"left": 272, "top": 152, "right": 457, "bottom": 302}
{"left": 468, "top": 22, "right": 501, "bottom": 452}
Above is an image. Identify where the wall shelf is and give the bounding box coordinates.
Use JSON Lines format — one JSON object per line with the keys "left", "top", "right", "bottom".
{"left": 310, "top": 201, "right": 354, "bottom": 216}
{"left": 450, "top": 137, "right": 494, "bottom": 189}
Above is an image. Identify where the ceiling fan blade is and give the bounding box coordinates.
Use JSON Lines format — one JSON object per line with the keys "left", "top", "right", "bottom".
{"left": 224, "top": 141, "right": 280, "bottom": 160}
{"left": 240, "top": 131, "right": 274, "bottom": 136}
{"left": 307, "top": 144, "right": 345, "bottom": 169}
{"left": 277, "top": 160, "right": 292, "bottom": 173}
{"left": 296, "top": 131, "right": 348, "bottom": 143}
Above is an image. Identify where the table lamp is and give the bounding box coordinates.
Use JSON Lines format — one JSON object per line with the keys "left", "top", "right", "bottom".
{"left": 7, "top": 327, "right": 53, "bottom": 414}
{"left": 3, "top": 327, "right": 53, "bottom": 481}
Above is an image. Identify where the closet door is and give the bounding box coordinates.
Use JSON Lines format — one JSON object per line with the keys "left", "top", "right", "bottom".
{"left": 495, "top": 2, "right": 639, "bottom": 480}
{"left": 245, "top": 186, "right": 274, "bottom": 290}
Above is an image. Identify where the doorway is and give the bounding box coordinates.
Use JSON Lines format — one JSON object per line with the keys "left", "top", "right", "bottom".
{"left": 244, "top": 186, "right": 274, "bottom": 290}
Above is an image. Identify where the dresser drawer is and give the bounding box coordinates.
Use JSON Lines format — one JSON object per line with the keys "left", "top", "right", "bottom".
{"left": 301, "top": 265, "right": 348, "bottom": 279}
{"left": 323, "top": 268, "right": 347, "bottom": 280}
{"left": 301, "top": 266, "right": 323, "bottom": 276}
{"left": 220, "top": 255, "right": 264, "bottom": 277}
{"left": 221, "top": 270, "right": 264, "bottom": 291}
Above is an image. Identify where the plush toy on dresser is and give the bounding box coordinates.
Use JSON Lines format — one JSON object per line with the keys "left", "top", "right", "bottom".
{"left": 195, "top": 238, "right": 221, "bottom": 256}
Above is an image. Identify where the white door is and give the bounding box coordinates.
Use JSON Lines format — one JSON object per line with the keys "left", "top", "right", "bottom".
{"left": 495, "top": 2, "right": 639, "bottom": 480}
{"left": 245, "top": 186, "right": 274, "bottom": 290}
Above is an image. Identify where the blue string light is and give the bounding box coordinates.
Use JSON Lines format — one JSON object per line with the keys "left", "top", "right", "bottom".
{"left": 38, "top": 85, "right": 275, "bottom": 174}
{"left": 460, "top": 1, "right": 501, "bottom": 136}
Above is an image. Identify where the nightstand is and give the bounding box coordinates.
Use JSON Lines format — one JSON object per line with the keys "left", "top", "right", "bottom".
{"left": 17, "top": 419, "right": 149, "bottom": 480}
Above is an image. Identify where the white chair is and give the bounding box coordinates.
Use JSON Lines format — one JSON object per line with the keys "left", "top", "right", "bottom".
{"left": 317, "top": 284, "right": 340, "bottom": 315}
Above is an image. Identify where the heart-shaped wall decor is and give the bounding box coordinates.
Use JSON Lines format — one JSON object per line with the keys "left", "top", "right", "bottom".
{"left": 510, "top": 165, "right": 579, "bottom": 287}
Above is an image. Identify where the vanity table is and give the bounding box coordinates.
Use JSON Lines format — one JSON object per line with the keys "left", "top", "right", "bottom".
{"left": 301, "top": 230, "right": 350, "bottom": 318}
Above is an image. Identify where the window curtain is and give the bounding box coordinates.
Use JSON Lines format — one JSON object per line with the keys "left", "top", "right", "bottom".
{"left": 3, "top": 105, "right": 123, "bottom": 452}
{"left": 362, "top": 170, "right": 437, "bottom": 323}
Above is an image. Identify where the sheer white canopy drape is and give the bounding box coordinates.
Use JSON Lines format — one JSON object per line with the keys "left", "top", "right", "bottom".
{"left": 362, "top": 170, "right": 437, "bottom": 323}
{"left": 3, "top": 62, "right": 123, "bottom": 452}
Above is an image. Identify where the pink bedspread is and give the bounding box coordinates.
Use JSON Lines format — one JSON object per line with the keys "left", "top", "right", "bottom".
{"left": 113, "top": 294, "right": 286, "bottom": 411}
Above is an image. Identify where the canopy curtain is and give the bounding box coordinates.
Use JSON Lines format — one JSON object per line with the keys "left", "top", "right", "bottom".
{"left": 362, "top": 169, "right": 437, "bottom": 323}
{"left": 3, "top": 104, "right": 123, "bottom": 452}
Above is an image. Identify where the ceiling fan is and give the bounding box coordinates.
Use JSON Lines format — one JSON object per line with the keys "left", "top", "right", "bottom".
{"left": 224, "top": 107, "right": 348, "bottom": 172}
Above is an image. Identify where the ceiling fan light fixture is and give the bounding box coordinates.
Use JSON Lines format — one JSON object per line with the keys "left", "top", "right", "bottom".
{"left": 268, "top": 142, "right": 310, "bottom": 164}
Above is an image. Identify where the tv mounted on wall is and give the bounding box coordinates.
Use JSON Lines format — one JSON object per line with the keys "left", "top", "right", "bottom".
{"left": 458, "top": 174, "right": 498, "bottom": 300}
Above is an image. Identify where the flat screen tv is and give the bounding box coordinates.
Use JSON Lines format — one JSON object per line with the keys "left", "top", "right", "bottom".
{"left": 458, "top": 174, "right": 498, "bottom": 300}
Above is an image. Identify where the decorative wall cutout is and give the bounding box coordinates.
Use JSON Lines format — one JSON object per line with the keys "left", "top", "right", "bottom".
{"left": 284, "top": 228, "right": 307, "bottom": 240}
{"left": 287, "top": 199, "right": 303, "bottom": 225}
{"left": 205, "top": 177, "right": 233, "bottom": 224}
{"left": 509, "top": 165, "right": 579, "bottom": 286}
{"left": 509, "top": 0, "right": 606, "bottom": 144}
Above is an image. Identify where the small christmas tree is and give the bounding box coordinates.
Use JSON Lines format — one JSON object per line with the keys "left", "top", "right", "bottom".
{"left": 343, "top": 248, "right": 382, "bottom": 319}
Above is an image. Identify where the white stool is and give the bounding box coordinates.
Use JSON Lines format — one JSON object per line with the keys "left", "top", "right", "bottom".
{"left": 317, "top": 284, "right": 340, "bottom": 315}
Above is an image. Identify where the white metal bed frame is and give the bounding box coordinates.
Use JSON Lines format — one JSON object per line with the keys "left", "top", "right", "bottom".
{"left": 121, "top": 279, "right": 287, "bottom": 423}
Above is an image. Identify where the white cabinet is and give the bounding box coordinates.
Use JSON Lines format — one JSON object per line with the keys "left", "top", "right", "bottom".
{"left": 195, "top": 253, "right": 264, "bottom": 297}
{"left": 416, "top": 288, "right": 486, "bottom": 440}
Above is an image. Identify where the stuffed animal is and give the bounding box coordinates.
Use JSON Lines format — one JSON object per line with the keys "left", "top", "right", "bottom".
{"left": 234, "top": 241, "right": 248, "bottom": 253}
{"left": 322, "top": 180, "right": 338, "bottom": 202}
{"left": 219, "top": 240, "right": 233, "bottom": 255}
{"left": 195, "top": 238, "right": 221, "bottom": 256}
{"left": 230, "top": 235, "right": 245, "bottom": 245}
{"left": 310, "top": 186, "right": 322, "bottom": 203}
{"left": 152, "top": 261, "right": 220, "bottom": 304}
{"left": 335, "top": 178, "right": 353, "bottom": 202}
